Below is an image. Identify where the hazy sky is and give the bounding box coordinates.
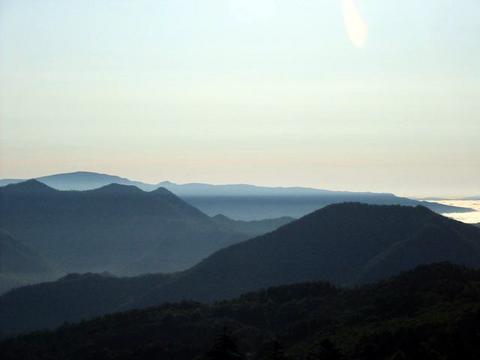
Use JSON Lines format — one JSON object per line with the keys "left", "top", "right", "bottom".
{"left": 1, "top": 0, "right": 479, "bottom": 197}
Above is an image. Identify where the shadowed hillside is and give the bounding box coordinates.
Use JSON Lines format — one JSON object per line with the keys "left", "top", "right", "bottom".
{"left": 2, "top": 203, "right": 480, "bottom": 335}
{"left": 1, "top": 263, "right": 480, "bottom": 360}
{"left": 0, "top": 272, "right": 175, "bottom": 334}
{"left": 0, "top": 180, "right": 246, "bottom": 275}
{"left": 129, "top": 203, "right": 480, "bottom": 308}
{"left": 0, "top": 230, "right": 60, "bottom": 294}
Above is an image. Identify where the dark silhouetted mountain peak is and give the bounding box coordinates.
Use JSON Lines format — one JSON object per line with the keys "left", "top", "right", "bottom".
{"left": 313, "top": 202, "right": 433, "bottom": 216}
{"left": 212, "top": 214, "right": 230, "bottom": 221}
{"left": 125, "top": 203, "right": 480, "bottom": 309}
{"left": 2, "top": 179, "right": 56, "bottom": 194}
{"left": 289, "top": 202, "right": 438, "bottom": 230}
{"left": 158, "top": 180, "right": 175, "bottom": 186}
{"left": 150, "top": 186, "right": 176, "bottom": 196}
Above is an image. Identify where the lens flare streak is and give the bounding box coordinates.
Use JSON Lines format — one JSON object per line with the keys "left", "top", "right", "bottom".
{"left": 342, "top": 0, "right": 368, "bottom": 48}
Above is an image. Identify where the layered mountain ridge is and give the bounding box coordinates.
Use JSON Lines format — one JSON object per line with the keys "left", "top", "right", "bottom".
{"left": 0, "top": 171, "right": 470, "bottom": 219}
{"left": 0, "top": 180, "right": 246, "bottom": 276}
{"left": 129, "top": 203, "right": 480, "bottom": 309}
{"left": 2, "top": 263, "right": 480, "bottom": 360}
{"left": 1, "top": 203, "right": 480, "bottom": 335}
{"left": 0, "top": 230, "right": 60, "bottom": 294}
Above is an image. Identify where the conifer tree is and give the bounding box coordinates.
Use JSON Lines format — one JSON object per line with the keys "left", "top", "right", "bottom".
{"left": 204, "top": 326, "right": 243, "bottom": 360}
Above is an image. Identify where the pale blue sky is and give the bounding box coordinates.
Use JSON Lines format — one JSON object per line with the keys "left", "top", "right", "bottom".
{"left": 0, "top": 0, "right": 479, "bottom": 197}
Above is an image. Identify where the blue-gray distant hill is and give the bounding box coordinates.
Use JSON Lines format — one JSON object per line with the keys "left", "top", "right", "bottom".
{"left": 464, "top": 195, "right": 480, "bottom": 200}
{"left": 2, "top": 203, "right": 480, "bottom": 335}
{"left": 0, "top": 171, "right": 470, "bottom": 219}
{"left": 0, "top": 230, "right": 60, "bottom": 294}
{"left": 0, "top": 180, "right": 247, "bottom": 276}
{"left": 0, "top": 171, "right": 154, "bottom": 191}
{"left": 210, "top": 214, "right": 294, "bottom": 237}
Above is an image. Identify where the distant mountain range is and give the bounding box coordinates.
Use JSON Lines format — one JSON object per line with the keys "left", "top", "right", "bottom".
{"left": 0, "top": 171, "right": 471, "bottom": 219}
{"left": 210, "top": 214, "right": 294, "bottom": 237}
{"left": 2, "top": 203, "right": 480, "bottom": 335}
{"left": 464, "top": 196, "right": 480, "bottom": 200}
{"left": 1, "top": 263, "right": 480, "bottom": 360}
{"left": 0, "top": 172, "right": 154, "bottom": 191}
{"left": 0, "top": 180, "right": 247, "bottom": 277}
